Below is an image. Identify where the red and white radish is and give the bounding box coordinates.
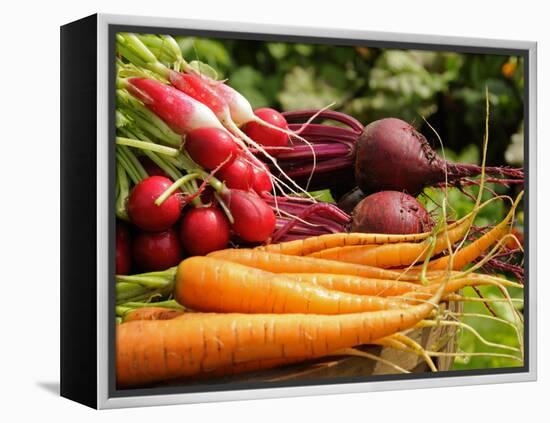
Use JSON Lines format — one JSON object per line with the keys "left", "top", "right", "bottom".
{"left": 132, "top": 228, "right": 182, "bottom": 272}
{"left": 179, "top": 207, "right": 231, "bottom": 255}
{"left": 116, "top": 222, "right": 132, "bottom": 275}
{"left": 127, "top": 176, "right": 181, "bottom": 231}
{"left": 221, "top": 189, "right": 276, "bottom": 243}
{"left": 125, "top": 77, "right": 226, "bottom": 136}
{"left": 216, "top": 158, "right": 253, "bottom": 191}
{"left": 184, "top": 127, "right": 238, "bottom": 170}
{"left": 242, "top": 108, "right": 289, "bottom": 154}
{"left": 251, "top": 161, "right": 273, "bottom": 195}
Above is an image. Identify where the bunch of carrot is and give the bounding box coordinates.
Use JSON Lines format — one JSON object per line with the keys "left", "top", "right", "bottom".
{"left": 116, "top": 187, "right": 524, "bottom": 387}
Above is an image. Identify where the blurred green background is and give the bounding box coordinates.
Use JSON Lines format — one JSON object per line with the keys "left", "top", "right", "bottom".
{"left": 173, "top": 35, "right": 525, "bottom": 371}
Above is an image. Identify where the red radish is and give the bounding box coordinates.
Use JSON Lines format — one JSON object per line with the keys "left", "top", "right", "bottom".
{"left": 179, "top": 207, "right": 230, "bottom": 255}
{"left": 222, "top": 189, "right": 276, "bottom": 243}
{"left": 126, "top": 78, "right": 226, "bottom": 136}
{"left": 185, "top": 127, "right": 238, "bottom": 170}
{"left": 217, "top": 158, "right": 253, "bottom": 191}
{"left": 139, "top": 156, "right": 170, "bottom": 178}
{"left": 251, "top": 162, "right": 273, "bottom": 194}
{"left": 116, "top": 222, "right": 131, "bottom": 275}
{"left": 127, "top": 176, "right": 181, "bottom": 231}
{"left": 169, "top": 72, "right": 229, "bottom": 122}
{"left": 355, "top": 118, "right": 524, "bottom": 195}
{"left": 133, "top": 228, "right": 182, "bottom": 272}
{"left": 243, "top": 108, "right": 289, "bottom": 153}
{"left": 351, "top": 191, "right": 434, "bottom": 234}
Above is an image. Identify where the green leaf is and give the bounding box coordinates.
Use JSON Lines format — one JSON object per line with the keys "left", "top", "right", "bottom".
{"left": 188, "top": 60, "right": 218, "bottom": 80}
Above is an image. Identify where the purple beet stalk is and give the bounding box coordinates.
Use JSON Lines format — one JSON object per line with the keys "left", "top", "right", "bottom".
{"left": 263, "top": 196, "right": 351, "bottom": 243}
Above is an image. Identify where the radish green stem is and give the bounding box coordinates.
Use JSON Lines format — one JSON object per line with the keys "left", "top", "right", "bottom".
{"left": 115, "top": 163, "right": 130, "bottom": 221}
{"left": 116, "top": 137, "right": 180, "bottom": 157}
{"left": 116, "top": 148, "right": 140, "bottom": 185}
{"left": 119, "top": 145, "right": 148, "bottom": 181}
{"left": 116, "top": 267, "right": 176, "bottom": 289}
{"left": 214, "top": 192, "right": 234, "bottom": 224}
{"left": 155, "top": 173, "right": 199, "bottom": 205}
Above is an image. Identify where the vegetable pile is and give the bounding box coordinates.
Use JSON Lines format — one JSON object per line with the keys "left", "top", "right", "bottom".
{"left": 113, "top": 33, "right": 525, "bottom": 387}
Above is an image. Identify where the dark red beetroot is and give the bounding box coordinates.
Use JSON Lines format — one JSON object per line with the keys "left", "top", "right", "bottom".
{"left": 251, "top": 162, "right": 273, "bottom": 195}
{"left": 217, "top": 158, "right": 253, "bottom": 191}
{"left": 355, "top": 118, "right": 524, "bottom": 195}
{"left": 179, "top": 207, "right": 231, "bottom": 255}
{"left": 222, "top": 189, "right": 276, "bottom": 243}
{"left": 116, "top": 222, "right": 131, "bottom": 275}
{"left": 133, "top": 228, "right": 182, "bottom": 272}
{"left": 185, "top": 127, "right": 238, "bottom": 170}
{"left": 337, "top": 187, "right": 366, "bottom": 214}
{"left": 127, "top": 176, "right": 182, "bottom": 231}
{"left": 351, "top": 191, "right": 434, "bottom": 234}
{"left": 243, "top": 108, "right": 289, "bottom": 155}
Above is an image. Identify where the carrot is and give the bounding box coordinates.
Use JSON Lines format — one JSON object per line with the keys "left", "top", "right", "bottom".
{"left": 208, "top": 248, "right": 421, "bottom": 282}
{"left": 257, "top": 232, "right": 434, "bottom": 256}
{"left": 307, "top": 215, "right": 473, "bottom": 268}
{"left": 122, "top": 307, "right": 185, "bottom": 322}
{"left": 116, "top": 278, "right": 446, "bottom": 386}
{"left": 280, "top": 273, "right": 421, "bottom": 297}
{"left": 175, "top": 257, "right": 408, "bottom": 314}
{"left": 400, "top": 276, "right": 522, "bottom": 305}
{"left": 426, "top": 192, "right": 523, "bottom": 271}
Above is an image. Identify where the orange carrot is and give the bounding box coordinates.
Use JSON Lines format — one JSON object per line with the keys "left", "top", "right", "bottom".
{"left": 257, "top": 232, "right": 432, "bottom": 256}
{"left": 426, "top": 192, "right": 522, "bottom": 271}
{"left": 280, "top": 273, "right": 420, "bottom": 296}
{"left": 122, "top": 307, "right": 185, "bottom": 322}
{"left": 116, "top": 280, "right": 446, "bottom": 386}
{"left": 175, "top": 257, "right": 407, "bottom": 314}
{"left": 208, "top": 248, "right": 421, "bottom": 282}
{"left": 307, "top": 216, "right": 473, "bottom": 268}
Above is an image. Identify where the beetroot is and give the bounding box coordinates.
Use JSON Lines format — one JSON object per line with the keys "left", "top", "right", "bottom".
{"left": 337, "top": 187, "right": 366, "bottom": 214}
{"left": 127, "top": 176, "right": 182, "bottom": 231}
{"left": 179, "top": 207, "right": 231, "bottom": 255}
{"left": 222, "top": 189, "right": 276, "bottom": 243}
{"left": 351, "top": 191, "right": 434, "bottom": 234}
{"left": 133, "top": 228, "right": 182, "bottom": 272}
{"left": 355, "top": 118, "right": 524, "bottom": 195}
{"left": 116, "top": 222, "right": 131, "bottom": 275}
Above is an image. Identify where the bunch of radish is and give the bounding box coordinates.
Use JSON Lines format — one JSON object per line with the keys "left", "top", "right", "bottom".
{"left": 115, "top": 34, "right": 331, "bottom": 272}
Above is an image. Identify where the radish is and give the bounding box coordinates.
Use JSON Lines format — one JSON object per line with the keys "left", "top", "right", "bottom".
{"left": 251, "top": 161, "right": 273, "bottom": 194}
{"left": 184, "top": 127, "right": 238, "bottom": 170}
{"left": 133, "top": 228, "right": 182, "bottom": 272}
{"left": 117, "top": 35, "right": 315, "bottom": 198}
{"left": 222, "top": 189, "right": 276, "bottom": 243}
{"left": 116, "top": 222, "right": 131, "bottom": 275}
{"left": 125, "top": 77, "right": 226, "bottom": 136}
{"left": 139, "top": 156, "right": 171, "bottom": 179}
{"left": 179, "top": 207, "right": 230, "bottom": 255}
{"left": 355, "top": 118, "right": 525, "bottom": 195}
{"left": 242, "top": 108, "right": 289, "bottom": 154}
{"left": 351, "top": 191, "right": 434, "bottom": 234}
{"left": 127, "top": 176, "right": 181, "bottom": 231}
{"left": 217, "top": 158, "right": 253, "bottom": 191}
